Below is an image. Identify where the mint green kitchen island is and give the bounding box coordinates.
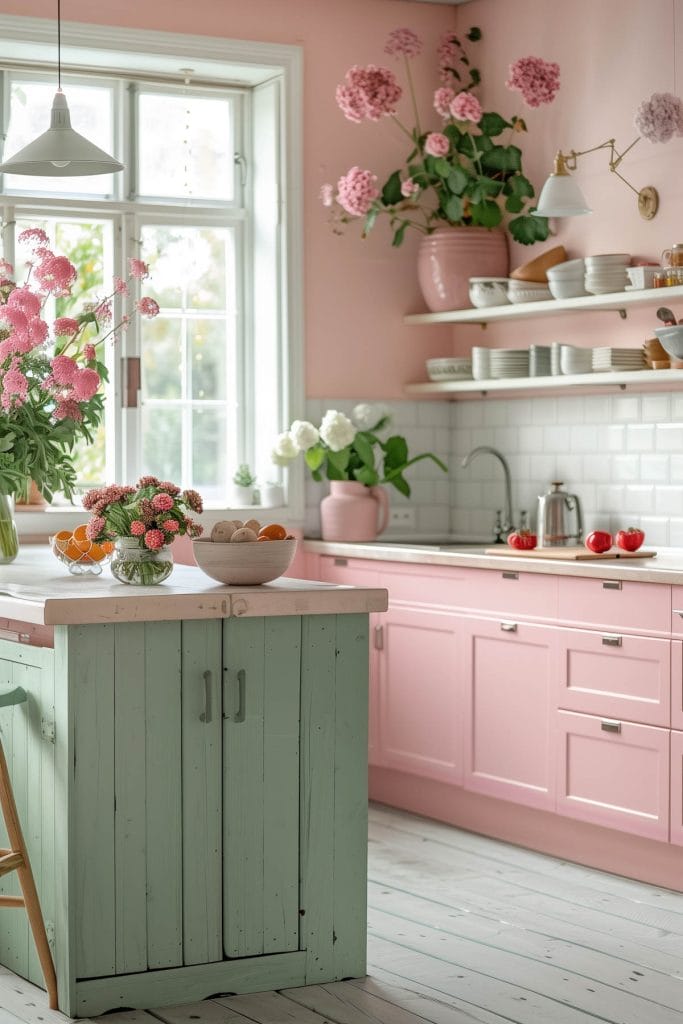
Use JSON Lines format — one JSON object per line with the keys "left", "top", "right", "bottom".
{"left": 0, "top": 549, "right": 387, "bottom": 1017}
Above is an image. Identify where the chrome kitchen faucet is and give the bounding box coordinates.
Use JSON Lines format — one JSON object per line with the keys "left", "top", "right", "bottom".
{"left": 461, "top": 446, "right": 515, "bottom": 542}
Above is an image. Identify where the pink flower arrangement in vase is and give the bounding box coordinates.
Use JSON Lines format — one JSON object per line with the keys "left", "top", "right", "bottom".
{"left": 322, "top": 26, "right": 560, "bottom": 247}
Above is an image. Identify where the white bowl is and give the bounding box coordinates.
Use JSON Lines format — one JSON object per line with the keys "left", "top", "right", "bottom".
{"left": 507, "top": 285, "right": 552, "bottom": 303}
{"left": 549, "top": 278, "right": 588, "bottom": 300}
{"left": 193, "top": 537, "right": 296, "bottom": 585}
{"left": 469, "top": 277, "right": 510, "bottom": 308}
{"left": 546, "top": 258, "right": 585, "bottom": 279}
{"left": 560, "top": 345, "right": 592, "bottom": 375}
{"left": 585, "top": 253, "right": 630, "bottom": 266}
{"left": 654, "top": 325, "right": 683, "bottom": 358}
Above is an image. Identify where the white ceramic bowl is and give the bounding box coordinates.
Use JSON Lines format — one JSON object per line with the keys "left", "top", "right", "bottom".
{"left": 507, "top": 284, "right": 552, "bottom": 304}
{"left": 193, "top": 537, "right": 297, "bottom": 585}
{"left": 584, "top": 253, "right": 630, "bottom": 267}
{"left": 546, "top": 258, "right": 585, "bottom": 279}
{"left": 548, "top": 278, "right": 588, "bottom": 300}
{"left": 468, "top": 277, "right": 510, "bottom": 308}
{"left": 560, "top": 345, "right": 592, "bottom": 375}
{"left": 654, "top": 325, "right": 683, "bottom": 358}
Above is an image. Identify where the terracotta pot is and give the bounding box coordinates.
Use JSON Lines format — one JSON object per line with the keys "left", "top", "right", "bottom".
{"left": 320, "top": 481, "right": 390, "bottom": 542}
{"left": 417, "top": 227, "right": 509, "bottom": 312}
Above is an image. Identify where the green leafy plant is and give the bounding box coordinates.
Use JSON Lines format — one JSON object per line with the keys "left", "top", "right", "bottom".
{"left": 233, "top": 463, "right": 256, "bottom": 488}
{"left": 324, "top": 27, "right": 560, "bottom": 247}
{"left": 272, "top": 405, "right": 447, "bottom": 498}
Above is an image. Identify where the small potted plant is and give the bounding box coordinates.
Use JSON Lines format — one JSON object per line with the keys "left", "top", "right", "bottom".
{"left": 261, "top": 479, "right": 285, "bottom": 508}
{"left": 232, "top": 464, "right": 257, "bottom": 506}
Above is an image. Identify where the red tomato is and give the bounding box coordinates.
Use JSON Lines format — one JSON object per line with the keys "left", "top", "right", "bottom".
{"left": 507, "top": 530, "right": 538, "bottom": 550}
{"left": 616, "top": 527, "right": 645, "bottom": 552}
{"left": 585, "top": 530, "right": 613, "bottom": 553}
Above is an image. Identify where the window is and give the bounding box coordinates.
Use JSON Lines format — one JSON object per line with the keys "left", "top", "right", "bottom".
{"left": 0, "top": 18, "right": 303, "bottom": 520}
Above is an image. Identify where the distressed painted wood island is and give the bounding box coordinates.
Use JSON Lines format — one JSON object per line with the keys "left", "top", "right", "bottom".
{"left": 0, "top": 549, "right": 387, "bottom": 1017}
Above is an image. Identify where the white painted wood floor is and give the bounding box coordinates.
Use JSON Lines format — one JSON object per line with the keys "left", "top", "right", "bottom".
{"left": 1, "top": 803, "right": 682, "bottom": 1024}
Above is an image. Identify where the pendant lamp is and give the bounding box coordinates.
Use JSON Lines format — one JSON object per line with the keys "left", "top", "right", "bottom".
{"left": 0, "top": 0, "right": 123, "bottom": 177}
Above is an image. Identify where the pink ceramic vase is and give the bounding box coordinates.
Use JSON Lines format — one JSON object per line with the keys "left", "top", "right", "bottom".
{"left": 320, "top": 481, "right": 390, "bottom": 542}
{"left": 417, "top": 226, "right": 509, "bottom": 312}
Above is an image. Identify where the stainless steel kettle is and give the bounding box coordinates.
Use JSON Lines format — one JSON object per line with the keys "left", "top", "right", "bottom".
{"left": 537, "top": 481, "right": 583, "bottom": 547}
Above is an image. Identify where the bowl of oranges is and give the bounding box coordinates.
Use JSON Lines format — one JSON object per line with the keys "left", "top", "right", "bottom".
{"left": 192, "top": 518, "right": 296, "bottom": 585}
{"left": 50, "top": 525, "right": 115, "bottom": 576}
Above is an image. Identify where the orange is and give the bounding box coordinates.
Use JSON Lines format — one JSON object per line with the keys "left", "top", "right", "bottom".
{"left": 53, "top": 530, "right": 72, "bottom": 554}
{"left": 256, "top": 535, "right": 270, "bottom": 542}
{"left": 100, "top": 540, "right": 115, "bottom": 555}
{"left": 258, "top": 523, "right": 287, "bottom": 541}
{"left": 87, "top": 543, "right": 107, "bottom": 562}
{"left": 64, "top": 539, "right": 85, "bottom": 561}
{"left": 72, "top": 524, "right": 89, "bottom": 543}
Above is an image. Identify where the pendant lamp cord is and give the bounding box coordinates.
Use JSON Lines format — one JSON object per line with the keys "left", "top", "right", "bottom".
{"left": 57, "top": 0, "right": 61, "bottom": 89}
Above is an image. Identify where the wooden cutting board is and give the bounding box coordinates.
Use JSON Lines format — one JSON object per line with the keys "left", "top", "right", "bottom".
{"left": 484, "top": 545, "right": 657, "bottom": 560}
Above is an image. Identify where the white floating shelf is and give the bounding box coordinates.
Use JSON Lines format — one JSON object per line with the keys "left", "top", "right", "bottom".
{"left": 404, "top": 369, "right": 683, "bottom": 399}
{"left": 404, "top": 285, "right": 683, "bottom": 325}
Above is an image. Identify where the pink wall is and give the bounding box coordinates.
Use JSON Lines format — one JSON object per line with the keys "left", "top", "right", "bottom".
{"left": 2, "top": 1, "right": 680, "bottom": 391}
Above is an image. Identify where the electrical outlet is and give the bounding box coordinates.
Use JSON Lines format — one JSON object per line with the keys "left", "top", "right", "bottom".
{"left": 389, "top": 507, "right": 416, "bottom": 528}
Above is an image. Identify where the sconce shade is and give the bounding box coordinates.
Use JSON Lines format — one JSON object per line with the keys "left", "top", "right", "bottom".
{"left": 0, "top": 91, "right": 123, "bottom": 177}
{"left": 533, "top": 170, "right": 592, "bottom": 218}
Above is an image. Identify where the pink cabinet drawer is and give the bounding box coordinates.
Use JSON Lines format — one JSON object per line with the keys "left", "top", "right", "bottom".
{"left": 672, "top": 642, "right": 683, "bottom": 731}
{"left": 672, "top": 730, "right": 683, "bottom": 847}
{"left": 671, "top": 588, "right": 683, "bottom": 635}
{"left": 556, "top": 711, "right": 670, "bottom": 842}
{"left": 317, "top": 555, "right": 381, "bottom": 588}
{"left": 556, "top": 628, "right": 671, "bottom": 727}
{"left": 558, "top": 577, "right": 670, "bottom": 635}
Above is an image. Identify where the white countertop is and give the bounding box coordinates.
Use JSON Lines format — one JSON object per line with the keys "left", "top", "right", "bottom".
{"left": 303, "top": 539, "right": 683, "bottom": 586}
{"left": 0, "top": 548, "right": 388, "bottom": 626}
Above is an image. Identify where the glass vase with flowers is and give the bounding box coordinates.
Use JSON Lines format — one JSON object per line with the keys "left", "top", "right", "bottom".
{"left": 82, "top": 476, "right": 204, "bottom": 585}
{"left": 0, "top": 228, "right": 159, "bottom": 562}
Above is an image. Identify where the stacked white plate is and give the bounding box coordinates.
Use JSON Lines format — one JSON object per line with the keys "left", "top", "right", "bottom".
{"left": 489, "top": 348, "right": 530, "bottom": 378}
{"left": 507, "top": 279, "right": 552, "bottom": 304}
{"left": 472, "top": 346, "right": 491, "bottom": 381}
{"left": 546, "top": 258, "right": 587, "bottom": 299}
{"left": 560, "top": 344, "right": 593, "bottom": 375}
{"left": 584, "top": 253, "right": 630, "bottom": 295}
{"left": 529, "top": 344, "right": 552, "bottom": 376}
{"left": 592, "top": 347, "right": 645, "bottom": 372}
{"left": 426, "top": 357, "right": 473, "bottom": 381}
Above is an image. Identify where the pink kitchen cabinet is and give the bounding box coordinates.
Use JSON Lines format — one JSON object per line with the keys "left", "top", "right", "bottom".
{"left": 672, "top": 641, "right": 683, "bottom": 731}
{"left": 460, "top": 616, "right": 557, "bottom": 811}
{"left": 556, "top": 628, "right": 671, "bottom": 727}
{"left": 375, "top": 604, "right": 461, "bottom": 784}
{"left": 671, "top": 731, "right": 683, "bottom": 846}
{"left": 558, "top": 577, "right": 671, "bottom": 636}
{"left": 556, "top": 710, "right": 670, "bottom": 842}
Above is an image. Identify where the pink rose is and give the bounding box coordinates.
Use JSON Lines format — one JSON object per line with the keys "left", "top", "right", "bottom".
{"left": 424, "top": 132, "right": 449, "bottom": 158}
{"left": 336, "top": 166, "right": 380, "bottom": 217}
{"left": 400, "top": 178, "right": 419, "bottom": 198}
{"left": 450, "top": 92, "right": 483, "bottom": 124}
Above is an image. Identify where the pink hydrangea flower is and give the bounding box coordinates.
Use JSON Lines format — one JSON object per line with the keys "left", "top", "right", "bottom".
{"left": 54, "top": 316, "right": 80, "bottom": 336}
{"left": 34, "top": 254, "right": 78, "bottom": 295}
{"left": 138, "top": 475, "right": 161, "bottom": 487}
{"left": 51, "top": 354, "right": 78, "bottom": 385}
{"left": 53, "top": 398, "right": 83, "bottom": 421}
{"left": 336, "top": 65, "right": 402, "bottom": 122}
{"left": 434, "top": 86, "right": 456, "bottom": 118}
{"left": 162, "top": 518, "right": 179, "bottom": 533}
{"left": 27, "top": 317, "right": 48, "bottom": 349}
{"left": 424, "top": 132, "right": 450, "bottom": 158}
{"left": 144, "top": 528, "right": 165, "bottom": 550}
{"left": 86, "top": 516, "right": 106, "bottom": 540}
{"left": 136, "top": 296, "right": 160, "bottom": 318}
{"left": 450, "top": 92, "right": 483, "bottom": 124}
{"left": 130, "top": 520, "right": 146, "bottom": 536}
{"left": 506, "top": 56, "right": 560, "bottom": 108}
{"left": 128, "top": 258, "right": 149, "bottom": 280}
{"left": 437, "top": 33, "right": 462, "bottom": 83}
{"left": 0, "top": 306, "right": 28, "bottom": 332}
{"left": 17, "top": 227, "right": 49, "bottom": 250}
{"left": 181, "top": 488, "right": 203, "bottom": 513}
{"left": 336, "top": 166, "right": 380, "bottom": 217}
{"left": 84, "top": 343, "right": 97, "bottom": 362}
{"left": 401, "top": 178, "right": 420, "bottom": 198}
{"left": 113, "top": 276, "right": 129, "bottom": 296}
{"left": 0, "top": 259, "right": 14, "bottom": 277}
{"left": 95, "top": 299, "right": 112, "bottom": 323}
{"left": 7, "top": 287, "right": 41, "bottom": 317}
{"left": 635, "top": 92, "right": 683, "bottom": 143}
{"left": 320, "top": 183, "right": 334, "bottom": 208}
{"left": 1, "top": 367, "right": 28, "bottom": 407}
{"left": 151, "top": 492, "right": 174, "bottom": 512}
{"left": 384, "top": 28, "right": 422, "bottom": 59}
{"left": 72, "top": 367, "right": 100, "bottom": 401}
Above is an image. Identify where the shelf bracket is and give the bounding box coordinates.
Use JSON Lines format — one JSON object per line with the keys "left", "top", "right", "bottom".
{"left": 618, "top": 309, "right": 627, "bottom": 319}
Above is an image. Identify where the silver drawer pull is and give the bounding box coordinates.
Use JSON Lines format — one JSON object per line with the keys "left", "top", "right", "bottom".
{"left": 601, "top": 634, "right": 622, "bottom": 647}
{"left": 500, "top": 621, "right": 518, "bottom": 632}
{"left": 199, "top": 670, "right": 212, "bottom": 724}
{"left": 502, "top": 571, "right": 519, "bottom": 580}
{"left": 374, "top": 625, "right": 384, "bottom": 651}
{"left": 602, "top": 580, "right": 622, "bottom": 591}
{"left": 334, "top": 557, "right": 348, "bottom": 567}
{"left": 601, "top": 719, "right": 622, "bottom": 733}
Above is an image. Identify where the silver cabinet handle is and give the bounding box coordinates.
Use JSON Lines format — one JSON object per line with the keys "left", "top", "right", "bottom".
{"left": 601, "top": 719, "right": 622, "bottom": 733}
{"left": 234, "top": 669, "right": 246, "bottom": 723}
{"left": 602, "top": 580, "right": 622, "bottom": 591}
{"left": 502, "top": 571, "right": 519, "bottom": 580}
{"left": 373, "top": 625, "right": 384, "bottom": 651}
{"left": 334, "top": 557, "right": 348, "bottom": 567}
{"left": 601, "top": 634, "right": 622, "bottom": 647}
{"left": 500, "top": 621, "right": 518, "bottom": 632}
{"left": 199, "top": 670, "right": 212, "bottom": 724}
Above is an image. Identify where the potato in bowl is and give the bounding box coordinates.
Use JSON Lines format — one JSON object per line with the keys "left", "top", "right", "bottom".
{"left": 193, "top": 518, "right": 296, "bottom": 584}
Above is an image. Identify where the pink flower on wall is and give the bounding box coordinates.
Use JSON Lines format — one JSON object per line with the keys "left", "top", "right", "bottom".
{"left": 506, "top": 56, "right": 560, "bottom": 108}
{"left": 336, "top": 65, "right": 402, "bottom": 122}
{"left": 384, "top": 28, "right": 422, "bottom": 59}
{"left": 336, "top": 167, "right": 380, "bottom": 217}
{"left": 400, "top": 178, "right": 419, "bottom": 198}
{"left": 449, "top": 92, "right": 483, "bottom": 124}
{"left": 433, "top": 86, "right": 455, "bottom": 118}
{"left": 424, "top": 132, "right": 449, "bottom": 158}
{"left": 635, "top": 92, "right": 683, "bottom": 143}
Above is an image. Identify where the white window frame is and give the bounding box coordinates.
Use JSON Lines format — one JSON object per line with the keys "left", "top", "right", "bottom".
{"left": 0, "top": 14, "right": 304, "bottom": 534}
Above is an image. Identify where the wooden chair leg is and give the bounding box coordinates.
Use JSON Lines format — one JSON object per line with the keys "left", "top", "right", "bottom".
{"left": 0, "top": 740, "right": 58, "bottom": 1010}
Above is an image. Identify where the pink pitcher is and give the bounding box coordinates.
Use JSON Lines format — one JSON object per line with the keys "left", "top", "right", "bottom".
{"left": 320, "top": 481, "right": 390, "bottom": 542}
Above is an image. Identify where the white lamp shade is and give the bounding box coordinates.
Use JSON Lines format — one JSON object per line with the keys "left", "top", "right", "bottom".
{"left": 533, "top": 171, "right": 592, "bottom": 218}
{"left": 0, "top": 91, "right": 123, "bottom": 177}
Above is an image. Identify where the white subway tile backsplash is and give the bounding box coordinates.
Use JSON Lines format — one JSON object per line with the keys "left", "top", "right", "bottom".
{"left": 543, "top": 426, "right": 571, "bottom": 452}
{"left": 623, "top": 485, "right": 655, "bottom": 515}
{"left": 657, "top": 423, "right": 683, "bottom": 451}
{"left": 639, "top": 516, "right": 670, "bottom": 545}
{"left": 640, "top": 454, "right": 670, "bottom": 482}
{"left": 606, "top": 425, "right": 626, "bottom": 452}
{"left": 597, "top": 484, "right": 625, "bottom": 511}
{"left": 518, "top": 426, "right": 538, "bottom": 453}
{"left": 668, "top": 518, "right": 683, "bottom": 546}
{"left": 625, "top": 424, "right": 655, "bottom": 453}
{"left": 569, "top": 425, "right": 599, "bottom": 453}
{"left": 610, "top": 395, "right": 641, "bottom": 423}
{"left": 656, "top": 486, "right": 683, "bottom": 515}
{"left": 611, "top": 455, "right": 641, "bottom": 483}
{"left": 642, "top": 394, "right": 671, "bottom": 422}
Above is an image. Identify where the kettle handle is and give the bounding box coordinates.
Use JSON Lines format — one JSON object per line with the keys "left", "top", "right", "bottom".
{"left": 565, "top": 494, "right": 583, "bottom": 540}
{"left": 370, "top": 486, "right": 390, "bottom": 537}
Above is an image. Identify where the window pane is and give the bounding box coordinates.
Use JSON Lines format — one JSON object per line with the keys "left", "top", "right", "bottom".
{"left": 4, "top": 79, "right": 116, "bottom": 196}
{"left": 192, "top": 406, "right": 228, "bottom": 503}
{"left": 190, "top": 320, "right": 226, "bottom": 400}
{"left": 138, "top": 91, "right": 234, "bottom": 201}
{"left": 141, "top": 405, "right": 182, "bottom": 482}
{"left": 141, "top": 225, "right": 233, "bottom": 310}
{"left": 142, "top": 319, "right": 182, "bottom": 400}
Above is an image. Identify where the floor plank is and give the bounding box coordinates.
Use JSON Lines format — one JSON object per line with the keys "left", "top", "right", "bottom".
{"left": 348, "top": 976, "right": 507, "bottom": 1024}
{"left": 283, "top": 980, "right": 501, "bottom": 1024}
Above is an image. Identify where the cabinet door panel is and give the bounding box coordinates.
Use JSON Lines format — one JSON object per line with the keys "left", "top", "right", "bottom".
{"left": 672, "top": 641, "right": 683, "bottom": 731}
{"left": 223, "top": 616, "right": 300, "bottom": 958}
{"left": 556, "top": 710, "right": 669, "bottom": 841}
{"left": 559, "top": 577, "right": 670, "bottom": 635}
{"left": 557, "top": 628, "right": 671, "bottom": 727}
{"left": 672, "top": 730, "right": 683, "bottom": 847}
{"left": 462, "top": 618, "right": 556, "bottom": 810}
{"left": 377, "top": 606, "right": 461, "bottom": 784}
